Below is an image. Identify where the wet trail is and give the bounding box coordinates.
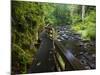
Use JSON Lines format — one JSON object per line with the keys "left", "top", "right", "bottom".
{"left": 28, "top": 30, "right": 56, "bottom": 73}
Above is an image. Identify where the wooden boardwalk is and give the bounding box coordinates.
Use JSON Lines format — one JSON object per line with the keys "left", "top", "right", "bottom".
{"left": 28, "top": 27, "right": 88, "bottom": 73}
{"left": 28, "top": 29, "right": 56, "bottom": 73}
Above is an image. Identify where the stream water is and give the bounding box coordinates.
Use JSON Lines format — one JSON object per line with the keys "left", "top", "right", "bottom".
{"left": 55, "top": 25, "right": 96, "bottom": 69}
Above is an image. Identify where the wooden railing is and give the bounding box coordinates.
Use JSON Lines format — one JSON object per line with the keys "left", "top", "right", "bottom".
{"left": 28, "top": 26, "right": 90, "bottom": 73}
{"left": 54, "top": 40, "right": 86, "bottom": 71}
{"left": 34, "top": 26, "right": 86, "bottom": 71}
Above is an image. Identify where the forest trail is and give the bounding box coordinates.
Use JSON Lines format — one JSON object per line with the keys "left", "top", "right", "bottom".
{"left": 28, "top": 29, "right": 56, "bottom": 73}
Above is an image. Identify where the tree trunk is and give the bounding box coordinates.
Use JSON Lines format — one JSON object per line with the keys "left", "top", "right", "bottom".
{"left": 82, "top": 5, "right": 85, "bottom": 22}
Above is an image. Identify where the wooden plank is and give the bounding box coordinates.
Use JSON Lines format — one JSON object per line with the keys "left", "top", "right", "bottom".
{"left": 54, "top": 52, "right": 64, "bottom": 71}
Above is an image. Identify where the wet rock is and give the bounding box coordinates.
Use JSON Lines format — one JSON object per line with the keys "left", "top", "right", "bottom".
{"left": 80, "top": 52, "right": 84, "bottom": 55}
{"left": 56, "top": 25, "right": 96, "bottom": 70}
{"left": 85, "top": 66, "right": 91, "bottom": 69}
{"left": 92, "top": 54, "right": 96, "bottom": 58}
{"left": 80, "top": 59, "right": 87, "bottom": 64}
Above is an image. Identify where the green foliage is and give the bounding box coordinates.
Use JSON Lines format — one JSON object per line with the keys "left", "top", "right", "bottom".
{"left": 52, "top": 4, "right": 72, "bottom": 25}
{"left": 72, "top": 9, "right": 96, "bottom": 40}
{"left": 12, "top": 44, "right": 33, "bottom": 73}
{"left": 11, "top": 1, "right": 45, "bottom": 74}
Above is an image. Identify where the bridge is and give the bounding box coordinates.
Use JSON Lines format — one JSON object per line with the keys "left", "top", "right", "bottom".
{"left": 28, "top": 26, "right": 95, "bottom": 73}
